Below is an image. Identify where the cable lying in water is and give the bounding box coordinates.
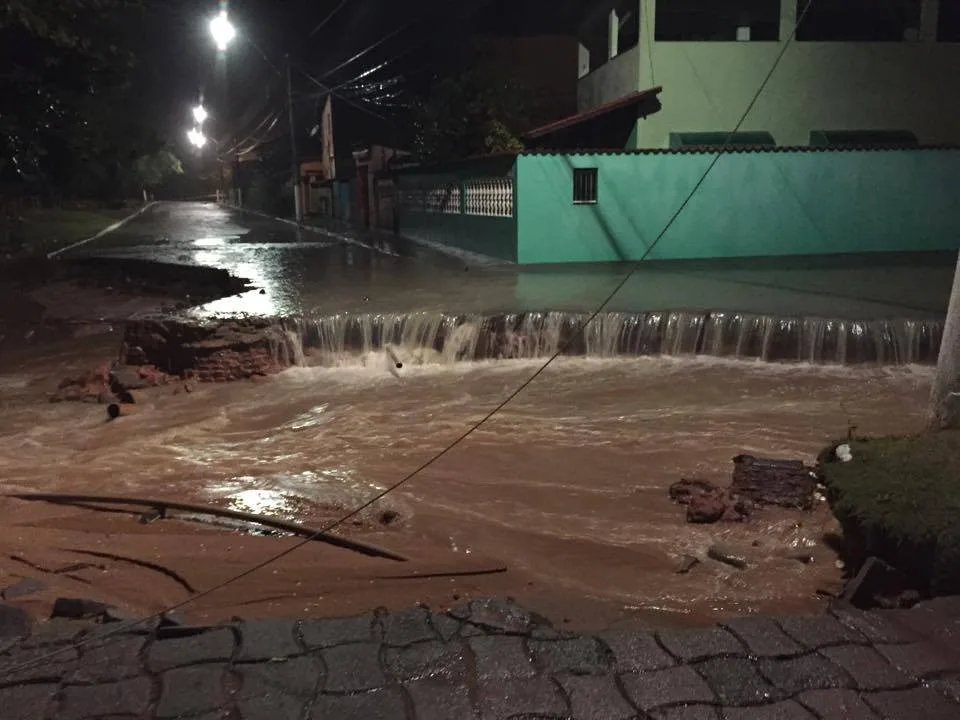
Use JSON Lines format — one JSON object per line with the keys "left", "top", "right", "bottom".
{"left": 0, "top": 1, "right": 817, "bottom": 681}
{"left": 10, "top": 493, "right": 409, "bottom": 562}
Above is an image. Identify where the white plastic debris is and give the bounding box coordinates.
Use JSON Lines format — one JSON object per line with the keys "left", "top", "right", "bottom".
{"left": 835, "top": 443, "right": 853, "bottom": 463}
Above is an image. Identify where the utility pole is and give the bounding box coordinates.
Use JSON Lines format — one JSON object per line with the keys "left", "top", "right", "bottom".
{"left": 930, "top": 252, "right": 960, "bottom": 429}
{"left": 286, "top": 54, "right": 303, "bottom": 224}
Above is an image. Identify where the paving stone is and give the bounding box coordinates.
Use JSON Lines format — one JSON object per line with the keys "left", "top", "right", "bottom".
{"left": 864, "top": 686, "right": 960, "bottom": 720}
{"left": 147, "top": 628, "right": 235, "bottom": 672}
{"left": 657, "top": 628, "right": 744, "bottom": 662}
{"left": 469, "top": 635, "right": 536, "bottom": 681}
{"left": 694, "top": 657, "right": 779, "bottom": 706}
{"left": 236, "top": 619, "right": 302, "bottom": 661}
{"left": 61, "top": 677, "right": 152, "bottom": 720}
{"left": 600, "top": 631, "right": 675, "bottom": 672}
{"left": 383, "top": 606, "right": 438, "bottom": 646}
{"left": 620, "top": 666, "right": 716, "bottom": 711}
{"left": 156, "top": 664, "right": 226, "bottom": 718}
{"left": 300, "top": 613, "right": 377, "bottom": 648}
{"left": 721, "top": 701, "right": 817, "bottom": 720}
{"left": 875, "top": 642, "right": 960, "bottom": 679}
{"left": 321, "top": 642, "right": 386, "bottom": 692}
{"left": 650, "top": 707, "right": 720, "bottom": 720}
{"left": 831, "top": 607, "right": 919, "bottom": 644}
{"left": 758, "top": 653, "right": 854, "bottom": 694}
{"left": 456, "top": 597, "right": 544, "bottom": 635}
{"left": 928, "top": 675, "right": 960, "bottom": 703}
{"left": 311, "top": 687, "right": 408, "bottom": 720}
{"left": 530, "top": 637, "right": 610, "bottom": 676}
{"left": 819, "top": 645, "right": 914, "bottom": 691}
{"left": 477, "top": 677, "right": 567, "bottom": 720}
{"left": 385, "top": 640, "right": 467, "bottom": 682}
{"left": 67, "top": 635, "right": 145, "bottom": 684}
{"left": 0, "top": 644, "right": 79, "bottom": 684}
{"left": 238, "top": 693, "right": 308, "bottom": 720}
{"left": 722, "top": 617, "right": 805, "bottom": 658}
{"left": 0, "top": 683, "right": 57, "bottom": 720}
{"left": 432, "top": 613, "right": 462, "bottom": 642}
{"left": 406, "top": 678, "right": 477, "bottom": 720}
{"left": 235, "top": 656, "right": 322, "bottom": 699}
{"left": 777, "top": 615, "right": 865, "bottom": 650}
{"left": 796, "top": 689, "right": 880, "bottom": 720}
{"left": 558, "top": 674, "right": 637, "bottom": 720}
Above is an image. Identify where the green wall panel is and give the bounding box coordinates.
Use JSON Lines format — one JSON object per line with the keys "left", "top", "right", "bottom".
{"left": 515, "top": 150, "right": 960, "bottom": 264}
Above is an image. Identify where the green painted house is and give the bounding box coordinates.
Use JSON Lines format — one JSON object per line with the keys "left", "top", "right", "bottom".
{"left": 393, "top": 0, "right": 960, "bottom": 264}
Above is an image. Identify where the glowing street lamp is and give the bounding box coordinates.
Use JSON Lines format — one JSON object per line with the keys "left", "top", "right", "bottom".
{"left": 192, "top": 104, "right": 209, "bottom": 124}
{"left": 187, "top": 128, "right": 208, "bottom": 149}
{"left": 209, "top": 9, "right": 236, "bottom": 52}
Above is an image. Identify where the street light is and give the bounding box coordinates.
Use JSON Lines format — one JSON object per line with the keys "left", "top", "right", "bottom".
{"left": 209, "top": 9, "right": 236, "bottom": 52}
{"left": 187, "top": 128, "right": 208, "bottom": 149}
{"left": 192, "top": 104, "right": 209, "bottom": 124}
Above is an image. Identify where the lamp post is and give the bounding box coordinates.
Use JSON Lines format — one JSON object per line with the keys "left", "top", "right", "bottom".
{"left": 207, "top": 8, "right": 302, "bottom": 223}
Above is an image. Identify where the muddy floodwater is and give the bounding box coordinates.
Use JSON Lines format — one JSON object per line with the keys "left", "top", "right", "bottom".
{"left": 0, "top": 347, "right": 933, "bottom": 626}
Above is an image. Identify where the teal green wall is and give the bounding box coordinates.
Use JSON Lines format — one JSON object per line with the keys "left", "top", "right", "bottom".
{"left": 395, "top": 167, "right": 518, "bottom": 262}
{"left": 515, "top": 150, "right": 960, "bottom": 264}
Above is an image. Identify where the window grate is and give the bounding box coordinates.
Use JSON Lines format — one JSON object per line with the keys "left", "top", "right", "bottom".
{"left": 573, "top": 168, "right": 598, "bottom": 204}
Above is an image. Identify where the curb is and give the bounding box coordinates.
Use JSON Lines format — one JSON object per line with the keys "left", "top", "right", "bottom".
{"left": 47, "top": 201, "right": 158, "bottom": 259}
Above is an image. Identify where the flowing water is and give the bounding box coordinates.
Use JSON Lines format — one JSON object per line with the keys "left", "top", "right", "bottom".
{"left": 285, "top": 310, "right": 943, "bottom": 365}
{"left": 0, "top": 345, "right": 933, "bottom": 623}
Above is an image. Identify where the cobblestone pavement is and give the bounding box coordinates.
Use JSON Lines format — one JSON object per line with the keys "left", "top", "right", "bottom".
{"left": 2, "top": 597, "right": 960, "bottom": 719}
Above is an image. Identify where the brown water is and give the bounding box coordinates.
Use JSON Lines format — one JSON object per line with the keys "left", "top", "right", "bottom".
{"left": 0, "top": 348, "right": 933, "bottom": 624}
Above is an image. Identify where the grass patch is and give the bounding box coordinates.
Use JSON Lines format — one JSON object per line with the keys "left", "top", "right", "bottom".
{"left": 5, "top": 208, "right": 133, "bottom": 256}
{"left": 823, "top": 431, "right": 960, "bottom": 595}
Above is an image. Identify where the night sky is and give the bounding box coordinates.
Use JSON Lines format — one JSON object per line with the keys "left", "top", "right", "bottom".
{"left": 136, "top": 0, "right": 582, "bottom": 159}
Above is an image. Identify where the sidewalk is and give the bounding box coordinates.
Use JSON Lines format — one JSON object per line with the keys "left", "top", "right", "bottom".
{"left": 2, "top": 597, "right": 960, "bottom": 719}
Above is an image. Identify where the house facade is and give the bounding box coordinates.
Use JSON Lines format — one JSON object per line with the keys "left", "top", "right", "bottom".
{"left": 576, "top": 0, "right": 960, "bottom": 149}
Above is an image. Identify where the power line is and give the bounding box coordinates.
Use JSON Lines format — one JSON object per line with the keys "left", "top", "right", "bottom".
{"left": 304, "top": 0, "right": 350, "bottom": 41}
{"left": 0, "top": 1, "right": 816, "bottom": 684}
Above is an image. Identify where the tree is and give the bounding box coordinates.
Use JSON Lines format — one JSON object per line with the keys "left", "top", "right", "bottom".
{"left": 1, "top": 0, "right": 148, "bottom": 199}
{"left": 410, "top": 51, "right": 529, "bottom": 164}
{"left": 930, "top": 253, "right": 960, "bottom": 429}
{"left": 126, "top": 149, "right": 184, "bottom": 196}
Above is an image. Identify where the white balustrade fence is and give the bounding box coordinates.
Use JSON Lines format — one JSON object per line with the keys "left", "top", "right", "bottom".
{"left": 400, "top": 177, "right": 514, "bottom": 218}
